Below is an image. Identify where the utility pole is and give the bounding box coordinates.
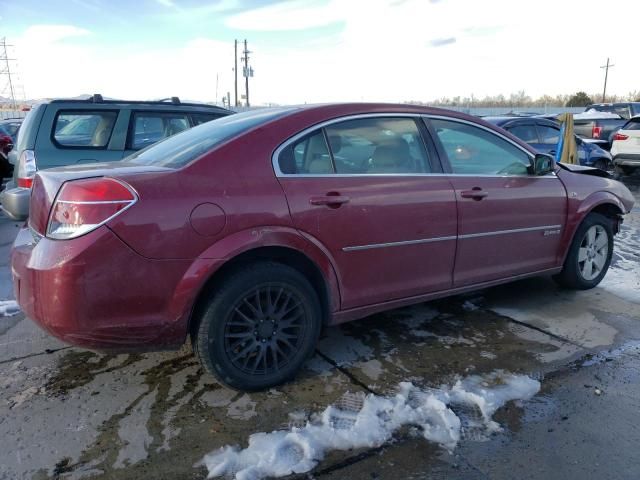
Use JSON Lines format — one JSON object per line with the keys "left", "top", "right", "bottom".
{"left": 241, "top": 39, "right": 253, "bottom": 107}
{"left": 600, "top": 58, "right": 615, "bottom": 103}
{"left": 234, "top": 40, "right": 238, "bottom": 107}
{"left": 0, "top": 38, "right": 17, "bottom": 110}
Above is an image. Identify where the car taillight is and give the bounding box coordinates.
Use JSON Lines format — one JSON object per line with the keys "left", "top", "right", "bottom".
{"left": 591, "top": 126, "right": 603, "bottom": 139}
{"left": 613, "top": 132, "right": 629, "bottom": 141}
{"left": 47, "top": 177, "right": 137, "bottom": 240}
{"left": 17, "top": 150, "right": 37, "bottom": 188}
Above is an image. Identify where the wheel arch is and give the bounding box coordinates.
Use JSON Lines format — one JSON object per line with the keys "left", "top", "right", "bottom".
{"left": 560, "top": 193, "right": 625, "bottom": 264}
{"left": 184, "top": 233, "right": 341, "bottom": 342}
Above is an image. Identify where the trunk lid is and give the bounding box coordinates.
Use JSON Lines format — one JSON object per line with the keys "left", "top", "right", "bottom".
{"left": 29, "top": 162, "right": 171, "bottom": 236}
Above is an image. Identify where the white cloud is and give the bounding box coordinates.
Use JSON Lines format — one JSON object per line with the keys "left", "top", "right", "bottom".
{"left": 12, "top": 1, "right": 640, "bottom": 105}
{"left": 226, "top": 0, "right": 343, "bottom": 31}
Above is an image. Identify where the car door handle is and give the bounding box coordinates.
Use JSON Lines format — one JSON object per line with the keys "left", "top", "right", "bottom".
{"left": 309, "top": 194, "right": 350, "bottom": 207}
{"left": 460, "top": 189, "right": 488, "bottom": 200}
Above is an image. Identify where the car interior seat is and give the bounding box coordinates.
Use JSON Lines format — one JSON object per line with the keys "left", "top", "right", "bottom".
{"left": 91, "top": 116, "right": 116, "bottom": 147}
{"left": 368, "top": 139, "right": 411, "bottom": 173}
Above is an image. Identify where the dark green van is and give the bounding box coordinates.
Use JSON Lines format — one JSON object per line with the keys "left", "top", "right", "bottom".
{"left": 2, "top": 95, "right": 232, "bottom": 220}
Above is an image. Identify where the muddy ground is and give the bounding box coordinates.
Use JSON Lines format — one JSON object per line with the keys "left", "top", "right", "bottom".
{"left": 1, "top": 175, "right": 639, "bottom": 480}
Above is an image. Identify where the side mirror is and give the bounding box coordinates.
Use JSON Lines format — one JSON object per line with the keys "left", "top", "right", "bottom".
{"left": 531, "top": 153, "right": 554, "bottom": 176}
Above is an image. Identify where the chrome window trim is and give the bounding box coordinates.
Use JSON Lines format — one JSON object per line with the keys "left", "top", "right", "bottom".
{"left": 272, "top": 112, "right": 558, "bottom": 179}
{"left": 343, "top": 224, "right": 562, "bottom": 252}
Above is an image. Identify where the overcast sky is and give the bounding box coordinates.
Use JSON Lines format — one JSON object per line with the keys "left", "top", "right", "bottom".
{"left": 3, "top": 0, "right": 639, "bottom": 105}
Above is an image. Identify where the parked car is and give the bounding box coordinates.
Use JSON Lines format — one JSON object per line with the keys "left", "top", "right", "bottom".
{"left": 0, "top": 118, "right": 23, "bottom": 144}
{"left": 573, "top": 110, "right": 626, "bottom": 149}
{"left": 12, "top": 104, "right": 634, "bottom": 391}
{"left": 1, "top": 95, "right": 232, "bottom": 220}
{"left": 611, "top": 116, "right": 640, "bottom": 176}
{"left": 0, "top": 134, "right": 14, "bottom": 180}
{"left": 484, "top": 116, "right": 612, "bottom": 170}
{"left": 585, "top": 102, "right": 640, "bottom": 120}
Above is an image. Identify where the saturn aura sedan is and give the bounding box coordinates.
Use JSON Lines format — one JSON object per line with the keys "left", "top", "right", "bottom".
{"left": 12, "top": 104, "right": 635, "bottom": 390}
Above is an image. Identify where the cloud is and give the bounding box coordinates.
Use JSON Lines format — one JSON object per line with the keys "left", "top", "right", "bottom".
{"left": 21, "top": 24, "right": 90, "bottom": 43}
{"left": 225, "top": 0, "right": 344, "bottom": 31}
{"left": 430, "top": 37, "right": 456, "bottom": 47}
{"left": 155, "top": 0, "right": 175, "bottom": 6}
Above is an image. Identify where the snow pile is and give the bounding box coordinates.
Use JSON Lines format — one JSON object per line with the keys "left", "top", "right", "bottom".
{"left": 200, "top": 371, "right": 540, "bottom": 479}
{"left": 0, "top": 300, "right": 20, "bottom": 317}
{"left": 599, "top": 225, "right": 640, "bottom": 304}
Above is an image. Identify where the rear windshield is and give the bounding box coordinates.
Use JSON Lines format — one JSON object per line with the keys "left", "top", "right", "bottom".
{"left": 126, "top": 107, "right": 295, "bottom": 168}
{"left": 623, "top": 118, "right": 640, "bottom": 131}
{"left": 587, "top": 104, "right": 631, "bottom": 119}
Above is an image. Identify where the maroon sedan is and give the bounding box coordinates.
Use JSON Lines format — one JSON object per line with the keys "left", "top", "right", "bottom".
{"left": 11, "top": 104, "right": 635, "bottom": 390}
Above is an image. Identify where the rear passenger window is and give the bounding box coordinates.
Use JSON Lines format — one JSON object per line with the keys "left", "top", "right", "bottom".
{"left": 279, "top": 132, "right": 332, "bottom": 174}
{"left": 507, "top": 124, "right": 538, "bottom": 144}
{"left": 623, "top": 119, "right": 640, "bottom": 131}
{"left": 537, "top": 125, "right": 560, "bottom": 144}
{"left": 130, "top": 113, "right": 190, "bottom": 150}
{"left": 326, "top": 118, "right": 430, "bottom": 174}
{"left": 53, "top": 111, "right": 117, "bottom": 148}
{"left": 431, "top": 119, "right": 531, "bottom": 175}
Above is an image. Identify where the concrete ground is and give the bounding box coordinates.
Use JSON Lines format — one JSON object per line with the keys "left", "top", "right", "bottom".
{"left": 1, "top": 175, "right": 639, "bottom": 480}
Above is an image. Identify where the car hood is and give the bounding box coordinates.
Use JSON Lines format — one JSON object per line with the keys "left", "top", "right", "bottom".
{"left": 557, "top": 162, "right": 611, "bottom": 178}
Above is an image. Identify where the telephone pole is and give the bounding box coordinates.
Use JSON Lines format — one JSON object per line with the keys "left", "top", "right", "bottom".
{"left": 234, "top": 40, "right": 238, "bottom": 107}
{"left": 600, "top": 58, "right": 615, "bottom": 103}
{"left": 241, "top": 39, "right": 253, "bottom": 107}
{"left": 0, "top": 37, "right": 17, "bottom": 110}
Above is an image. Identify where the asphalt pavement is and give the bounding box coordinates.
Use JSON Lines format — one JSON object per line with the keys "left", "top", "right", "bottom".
{"left": 0, "top": 175, "right": 639, "bottom": 480}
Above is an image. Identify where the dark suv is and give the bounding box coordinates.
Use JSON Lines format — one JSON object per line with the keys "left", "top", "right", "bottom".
{"left": 2, "top": 95, "right": 232, "bottom": 220}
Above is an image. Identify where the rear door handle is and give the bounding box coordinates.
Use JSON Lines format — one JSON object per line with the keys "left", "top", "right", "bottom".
{"left": 460, "top": 189, "right": 488, "bottom": 200}
{"left": 309, "top": 194, "right": 350, "bottom": 207}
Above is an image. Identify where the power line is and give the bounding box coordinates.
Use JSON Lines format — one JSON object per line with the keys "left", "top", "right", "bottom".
{"left": 600, "top": 57, "right": 615, "bottom": 103}
{"left": 0, "top": 37, "right": 17, "bottom": 109}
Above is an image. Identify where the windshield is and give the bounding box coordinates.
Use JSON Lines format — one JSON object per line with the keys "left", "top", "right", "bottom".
{"left": 126, "top": 107, "right": 295, "bottom": 168}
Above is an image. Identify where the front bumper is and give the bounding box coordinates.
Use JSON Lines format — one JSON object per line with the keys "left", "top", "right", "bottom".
{"left": 11, "top": 225, "right": 194, "bottom": 351}
{"left": 1, "top": 186, "right": 30, "bottom": 221}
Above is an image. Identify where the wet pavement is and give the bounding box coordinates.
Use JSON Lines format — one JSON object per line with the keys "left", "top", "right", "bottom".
{"left": 1, "top": 175, "right": 639, "bottom": 480}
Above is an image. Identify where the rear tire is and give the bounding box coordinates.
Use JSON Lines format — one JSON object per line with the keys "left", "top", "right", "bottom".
{"left": 194, "top": 262, "right": 322, "bottom": 391}
{"left": 553, "top": 213, "right": 614, "bottom": 290}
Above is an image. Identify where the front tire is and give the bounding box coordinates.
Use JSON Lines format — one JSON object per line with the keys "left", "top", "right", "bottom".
{"left": 194, "top": 262, "right": 322, "bottom": 391}
{"left": 554, "top": 213, "right": 614, "bottom": 290}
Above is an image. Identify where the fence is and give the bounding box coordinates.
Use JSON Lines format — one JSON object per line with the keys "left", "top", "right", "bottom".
{"left": 0, "top": 110, "right": 27, "bottom": 120}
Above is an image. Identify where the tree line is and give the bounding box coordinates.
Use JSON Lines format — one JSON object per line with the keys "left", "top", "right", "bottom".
{"left": 407, "top": 90, "right": 640, "bottom": 108}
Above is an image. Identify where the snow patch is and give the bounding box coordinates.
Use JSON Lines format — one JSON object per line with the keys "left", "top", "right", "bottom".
{"left": 599, "top": 255, "right": 640, "bottom": 304}
{"left": 0, "top": 300, "right": 20, "bottom": 317}
{"left": 200, "top": 371, "right": 540, "bottom": 479}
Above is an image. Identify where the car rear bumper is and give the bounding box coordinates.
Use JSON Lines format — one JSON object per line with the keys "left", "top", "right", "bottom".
{"left": 1, "top": 186, "right": 30, "bottom": 221}
{"left": 613, "top": 154, "right": 640, "bottom": 167}
{"left": 11, "top": 225, "right": 196, "bottom": 351}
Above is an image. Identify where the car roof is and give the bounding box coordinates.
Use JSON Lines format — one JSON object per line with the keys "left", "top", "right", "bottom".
{"left": 42, "top": 94, "right": 232, "bottom": 114}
